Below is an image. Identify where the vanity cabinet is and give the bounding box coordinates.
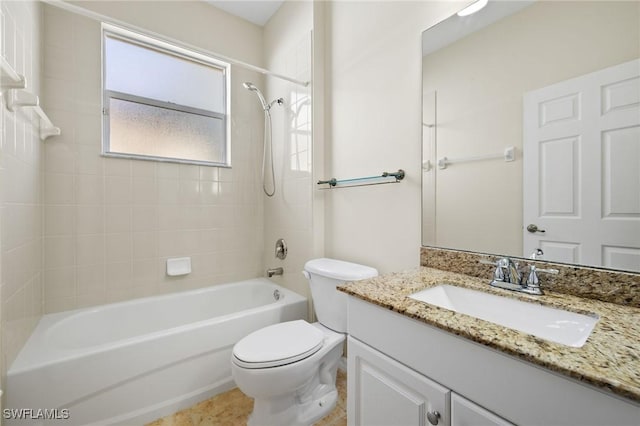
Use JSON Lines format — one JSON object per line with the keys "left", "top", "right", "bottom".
{"left": 450, "top": 394, "right": 513, "bottom": 426}
{"left": 346, "top": 296, "right": 640, "bottom": 426}
{"left": 348, "top": 337, "right": 513, "bottom": 426}
{"left": 348, "top": 337, "right": 450, "bottom": 426}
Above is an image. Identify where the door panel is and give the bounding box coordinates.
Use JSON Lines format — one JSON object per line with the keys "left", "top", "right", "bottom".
{"left": 348, "top": 337, "right": 450, "bottom": 426}
{"left": 523, "top": 59, "right": 640, "bottom": 271}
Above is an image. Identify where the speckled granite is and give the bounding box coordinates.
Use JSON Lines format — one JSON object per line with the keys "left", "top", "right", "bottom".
{"left": 421, "top": 246, "right": 640, "bottom": 307}
{"left": 338, "top": 267, "right": 640, "bottom": 404}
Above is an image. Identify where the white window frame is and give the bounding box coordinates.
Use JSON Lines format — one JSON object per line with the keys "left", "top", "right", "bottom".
{"left": 101, "top": 23, "right": 231, "bottom": 167}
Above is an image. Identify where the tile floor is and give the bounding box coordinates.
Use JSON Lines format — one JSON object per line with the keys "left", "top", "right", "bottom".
{"left": 146, "top": 370, "right": 347, "bottom": 426}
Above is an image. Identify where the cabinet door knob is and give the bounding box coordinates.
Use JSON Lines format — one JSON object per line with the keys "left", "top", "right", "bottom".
{"left": 427, "top": 410, "right": 441, "bottom": 425}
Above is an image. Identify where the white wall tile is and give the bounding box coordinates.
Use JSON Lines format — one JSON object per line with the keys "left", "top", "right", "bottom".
{"left": 45, "top": 140, "right": 77, "bottom": 174}
{"left": 105, "top": 205, "right": 131, "bottom": 234}
{"left": 105, "top": 175, "right": 131, "bottom": 204}
{"left": 104, "top": 158, "right": 132, "bottom": 177}
{"left": 1, "top": 0, "right": 49, "bottom": 372}
{"left": 132, "top": 204, "right": 158, "bottom": 231}
{"left": 44, "top": 267, "right": 76, "bottom": 300}
{"left": 157, "top": 178, "right": 179, "bottom": 204}
{"left": 39, "top": 3, "right": 266, "bottom": 315}
{"left": 77, "top": 264, "right": 105, "bottom": 296}
{"left": 132, "top": 259, "right": 157, "bottom": 284}
{"left": 156, "top": 162, "right": 179, "bottom": 179}
{"left": 132, "top": 160, "right": 156, "bottom": 178}
{"left": 45, "top": 205, "right": 75, "bottom": 236}
{"left": 77, "top": 145, "right": 104, "bottom": 175}
{"left": 132, "top": 177, "right": 156, "bottom": 204}
{"left": 199, "top": 166, "right": 218, "bottom": 182}
{"left": 106, "top": 233, "right": 132, "bottom": 263}
{"left": 76, "top": 234, "right": 105, "bottom": 266}
{"left": 157, "top": 204, "right": 181, "bottom": 231}
{"left": 45, "top": 236, "right": 75, "bottom": 269}
{"left": 106, "top": 262, "right": 133, "bottom": 291}
{"left": 178, "top": 180, "right": 200, "bottom": 204}
{"left": 43, "top": 3, "right": 74, "bottom": 49}
{"left": 76, "top": 205, "right": 104, "bottom": 234}
{"left": 75, "top": 112, "right": 101, "bottom": 146}
{"left": 132, "top": 232, "right": 158, "bottom": 260}
{"left": 44, "top": 173, "right": 74, "bottom": 204}
{"left": 178, "top": 164, "right": 199, "bottom": 180}
{"left": 44, "top": 297, "right": 76, "bottom": 314}
{"left": 77, "top": 174, "right": 104, "bottom": 204}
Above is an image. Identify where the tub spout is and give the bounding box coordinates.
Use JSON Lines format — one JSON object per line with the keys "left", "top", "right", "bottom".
{"left": 267, "top": 267, "right": 284, "bottom": 278}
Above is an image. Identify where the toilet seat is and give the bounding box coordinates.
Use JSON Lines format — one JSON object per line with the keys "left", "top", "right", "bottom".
{"left": 232, "top": 320, "right": 324, "bottom": 369}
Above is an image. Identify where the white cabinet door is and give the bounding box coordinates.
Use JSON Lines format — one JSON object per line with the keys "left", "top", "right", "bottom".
{"left": 451, "top": 393, "right": 513, "bottom": 426}
{"left": 523, "top": 59, "right": 640, "bottom": 271}
{"left": 348, "top": 337, "right": 450, "bottom": 426}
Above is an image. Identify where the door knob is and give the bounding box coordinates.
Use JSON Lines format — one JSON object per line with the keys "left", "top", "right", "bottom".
{"left": 526, "top": 224, "right": 546, "bottom": 233}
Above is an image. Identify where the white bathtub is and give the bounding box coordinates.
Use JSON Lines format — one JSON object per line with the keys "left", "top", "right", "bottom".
{"left": 6, "top": 278, "right": 307, "bottom": 425}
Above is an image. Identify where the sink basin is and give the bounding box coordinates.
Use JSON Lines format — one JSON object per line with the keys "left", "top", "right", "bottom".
{"left": 409, "top": 285, "right": 598, "bottom": 348}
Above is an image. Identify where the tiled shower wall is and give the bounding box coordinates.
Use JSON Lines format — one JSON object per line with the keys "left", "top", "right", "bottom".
{"left": 263, "top": 1, "right": 313, "bottom": 301}
{"left": 41, "top": 4, "right": 265, "bottom": 313}
{"left": 0, "top": 0, "right": 44, "bottom": 377}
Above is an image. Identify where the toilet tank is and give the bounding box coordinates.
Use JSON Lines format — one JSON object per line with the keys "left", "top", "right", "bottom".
{"left": 303, "top": 258, "right": 378, "bottom": 333}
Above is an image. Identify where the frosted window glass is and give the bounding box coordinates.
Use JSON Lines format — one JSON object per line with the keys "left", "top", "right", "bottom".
{"left": 102, "top": 26, "right": 229, "bottom": 166}
{"left": 105, "top": 36, "right": 225, "bottom": 113}
{"left": 109, "top": 98, "right": 225, "bottom": 164}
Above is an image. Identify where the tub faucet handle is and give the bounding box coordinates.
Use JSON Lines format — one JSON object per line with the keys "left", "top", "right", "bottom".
{"left": 275, "top": 238, "right": 287, "bottom": 260}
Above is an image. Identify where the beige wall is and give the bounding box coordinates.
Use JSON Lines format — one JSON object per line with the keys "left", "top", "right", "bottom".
{"left": 41, "top": 2, "right": 266, "bottom": 312}
{"left": 423, "top": 1, "right": 640, "bottom": 256}
{"left": 68, "top": 0, "right": 263, "bottom": 64}
{"left": 323, "top": 1, "right": 460, "bottom": 274}
{"left": 263, "top": 1, "right": 313, "bottom": 302}
{"left": 0, "top": 0, "right": 44, "bottom": 387}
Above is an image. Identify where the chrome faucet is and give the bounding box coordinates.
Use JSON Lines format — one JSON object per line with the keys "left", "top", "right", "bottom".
{"left": 482, "top": 251, "right": 558, "bottom": 295}
{"left": 267, "top": 267, "right": 284, "bottom": 278}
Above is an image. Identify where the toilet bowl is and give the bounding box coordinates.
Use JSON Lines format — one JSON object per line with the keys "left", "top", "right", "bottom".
{"left": 231, "top": 258, "right": 378, "bottom": 426}
{"left": 232, "top": 321, "right": 344, "bottom": 425}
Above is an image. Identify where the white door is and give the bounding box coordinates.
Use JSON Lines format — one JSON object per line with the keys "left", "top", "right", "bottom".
{"left": 348, "top": 337, "right": 450, "bottom": 426}
{"left": 523, "top": 59, "right": 640, "bottom": 272}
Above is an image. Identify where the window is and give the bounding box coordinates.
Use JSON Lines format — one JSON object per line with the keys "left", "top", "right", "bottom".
{"left": 102, "top": 24, "right": 230, "bottom": 166}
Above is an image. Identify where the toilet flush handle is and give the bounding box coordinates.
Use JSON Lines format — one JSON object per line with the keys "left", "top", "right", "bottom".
{"left": 302, "top": 271, "right": 310, "bottom": 279}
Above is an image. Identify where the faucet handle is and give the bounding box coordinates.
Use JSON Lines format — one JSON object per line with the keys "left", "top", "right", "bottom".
{"left": 523, "top": 265, "right": 559, "bottom": 295}
{"left": 480, "top": 258, "right": 507, "bottom": 281}
{"left": 478, "top": 257, "right": 511, "bottom": 281}
{"left": 527, "top": 265, "right": 540, "bottom": 287}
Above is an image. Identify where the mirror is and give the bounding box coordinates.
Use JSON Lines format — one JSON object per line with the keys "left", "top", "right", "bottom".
{"left": 422, "top": 0, "right": 640, "bottom": 272}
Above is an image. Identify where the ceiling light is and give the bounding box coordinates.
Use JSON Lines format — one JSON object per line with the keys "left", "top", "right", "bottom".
{"left": 457, "top": 0, "right": 489, "bottom": 17}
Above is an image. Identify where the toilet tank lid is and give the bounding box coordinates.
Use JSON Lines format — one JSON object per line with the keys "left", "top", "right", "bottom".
{"left": 304, "top": 258, "right": 378, "bottom": 281}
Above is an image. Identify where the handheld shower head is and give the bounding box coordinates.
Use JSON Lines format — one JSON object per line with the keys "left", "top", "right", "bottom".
{"left": 243, "top": 82, "right": 284, "bottom": 198}
{"left": 243, "top": 81, "right": 269, "bottom": 110}
{"left": 243, "top": 82, "right": 257, "bottom": 91}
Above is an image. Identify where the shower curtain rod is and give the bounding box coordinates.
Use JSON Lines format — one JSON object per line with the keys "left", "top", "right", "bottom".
{"left": 42, "top": 0, "right": 310, "bottom": 88}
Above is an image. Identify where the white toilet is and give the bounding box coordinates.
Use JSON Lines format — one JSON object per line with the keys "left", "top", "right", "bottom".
{"left": 231, "top": 258, "right": 378, "bottom": 426}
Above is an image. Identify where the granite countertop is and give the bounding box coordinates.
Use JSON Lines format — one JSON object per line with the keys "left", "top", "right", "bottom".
{"left": 338, "top": 267, "right": 640, "bottom": 404}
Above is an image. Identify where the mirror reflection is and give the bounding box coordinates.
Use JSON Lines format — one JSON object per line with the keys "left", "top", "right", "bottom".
{"left": 422, "top": 0, "right": 640, "bottom": 272}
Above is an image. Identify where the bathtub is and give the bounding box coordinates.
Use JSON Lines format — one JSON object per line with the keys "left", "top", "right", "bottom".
{"left": 6, "top": 278, "right": 307, "bottom": 425}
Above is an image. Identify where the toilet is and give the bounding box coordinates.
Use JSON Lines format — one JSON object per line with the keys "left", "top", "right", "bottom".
{"left": 231, "top": 258, "right": 378, "bottom": 426}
